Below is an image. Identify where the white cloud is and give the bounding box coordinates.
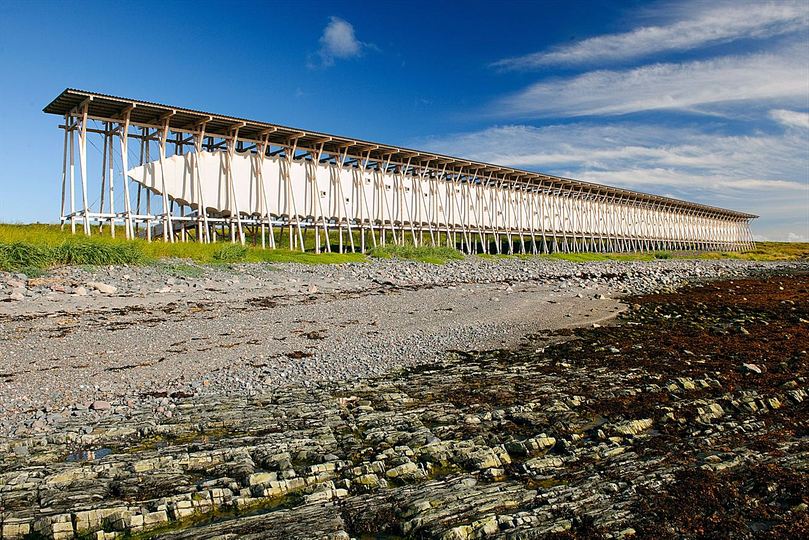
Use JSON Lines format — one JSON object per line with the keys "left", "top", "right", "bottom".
{"left": 421, "top": 123, "right": 807, "bottom": 186}
{"left": 418, "top": 122, "right": 809, "bottom": 241}
{"left": 493, "top": 1, "right": 809, "bottom": 69}
{"left": 770, "top": 108, "right": 809, "bottom": 129}
{"left": 495, "top": 47, "right": 809, "bottom": 118}
{"left": 312, "top": 16, "right": 367, "bottom": 67}
{"left": 787, "top": 232, "right": 809, "bottom": 242}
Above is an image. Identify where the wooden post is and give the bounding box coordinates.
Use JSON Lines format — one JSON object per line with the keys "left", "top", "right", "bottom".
{"left": 99, "top": 123, "right": 107, "bottom": 234}
{"left": 192, "top": 122, "right": 212, "bottom": 244}
{"left": 78, "top": 102, "right": 91, "bottom": 236}
{"left": 59, "top": 115, "right": 69, "bottom": 228}
{"left": 108, "top": 123, "right": 116, "bottom": 238}
{"left": 225, "top": 124, "right": 246, "bottom": 245}
{"left": 69, "top": 118, "right": 76, "bottom": 234}
{"left": 158, "top": 114, "right": 175, "bottom": 242}
{"left": 119, "top": 108, "right": 135, "bottom": 240}
{"left": 357, "top": 149, "right": 377, "bottom": 250}
{"left": 282, "top": 139, "right": 305, "bottom": 251}
{"left": 335, "top": 147, "right": 356, "bottom": 252}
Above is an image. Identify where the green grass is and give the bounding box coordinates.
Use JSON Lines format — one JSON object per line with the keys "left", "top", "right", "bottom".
{"left": 1, "top": 223, "right": 805, "bottom": 273}
{"left": 368, "top": 243, "right": 464, "bottom": 264}
{"left": 475, "top": 251, "right": 672, "bottom": 263}
{"left": 0, "top": 239, "right": 144, "bottom": 272}
{"left": 0, "top": 241, "right": 52, "bottom": 268}
{"left": 540, "top": 251, "right": 673, "bottom": 263}
{"left": 156, "top": 261, "right": 206, "bottom": 278}
{"left": 697, "top": 241, "right": 809, "bottom": 262}
{"left": 475, "top": 244, "right": 809, "bottom": 264}
{"left": 52, "top": 240, "right": 144, "bottom": 265}
{"left": 250, "top": 249, "right": 362, "bottom": 264}
{"left": 545, "top": 252, "right": 636, "bottom": 263}
{"left": 212, "top": 244, "right": 249, "bottom": 263}
{"left": 0, "top": 223, "right": 364, "bottom": 272}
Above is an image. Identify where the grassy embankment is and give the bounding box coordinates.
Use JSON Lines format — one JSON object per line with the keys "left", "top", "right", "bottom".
{"left": 367, "top": 244, "right": 463, "bottom": 264}
{"left": 1, "top": 223, "right": 806, "bottom": 273}
{"left": 0, "top": 224, "right": 366, "bottom": 274}
{"left": 0, "top": 224, "right": 461, "bottom": 273}
{"left": 480, "top": 242, "right": 809, "bottom": 264}
{"left": 698, "top": 241, "right": 809, "bottom": 262}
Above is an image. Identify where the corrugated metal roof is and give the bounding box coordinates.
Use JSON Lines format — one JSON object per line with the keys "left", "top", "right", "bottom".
{"left": 43, "top": 88, "right": 757, "bottom": 219}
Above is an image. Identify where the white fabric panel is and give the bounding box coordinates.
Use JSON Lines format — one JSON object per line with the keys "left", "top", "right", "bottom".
{"left": 129, "top": 150, "right": 269, "bottom": 216}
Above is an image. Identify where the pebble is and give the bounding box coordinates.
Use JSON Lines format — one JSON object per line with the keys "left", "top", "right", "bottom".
{"left": 90, "top": 400, "right": 112, "bottom": 411}
{"left": 86, "top": 281, "right": 117, "bottom": 294}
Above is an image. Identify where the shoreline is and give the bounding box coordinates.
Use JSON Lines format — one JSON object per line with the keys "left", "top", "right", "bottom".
{"left": 0, "top": 265, "right": 805, "bottom": 539}
{"left": 0, "top": 257, "right": 805, "bottom": 438}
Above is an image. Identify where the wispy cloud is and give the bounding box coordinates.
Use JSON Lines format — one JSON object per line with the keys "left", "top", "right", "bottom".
{"left": 770, "top": 108, "right": 809, "bottom": 129}
{"left": 493, "top": 1, "right": 809, "bottom": 70}
{"left": 310, "top": 16, "right": 369, "bottom": 68}
{"left": 494, "top": 46, "right": 809, "bottom": 118}
{"left": 421, "top": 123, "right": 807, "bottom": 190}
{"left": 464, "top": 2, "right": 809, "bottom": 240}
{"left": 419, "top": 122, "right": 809, "bottom": 241}
{"left": 787, "top": 232, "right": 809, "bottom": 242}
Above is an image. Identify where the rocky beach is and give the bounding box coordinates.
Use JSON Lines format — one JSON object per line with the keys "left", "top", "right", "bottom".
{"left": 0, "top": 257, "right": 807, "bottom": 539}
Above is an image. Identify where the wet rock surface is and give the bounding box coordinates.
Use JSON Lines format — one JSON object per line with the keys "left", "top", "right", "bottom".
{"left": 1, "top": 270, "right": 806, "bottom": 538}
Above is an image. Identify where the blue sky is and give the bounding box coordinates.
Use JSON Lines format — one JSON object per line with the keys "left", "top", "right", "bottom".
{"left": 0, "top": 0, "right": 807, "bottom": 240}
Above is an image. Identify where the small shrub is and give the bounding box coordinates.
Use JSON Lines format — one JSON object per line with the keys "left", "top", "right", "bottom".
{"left": 653, "top": 251, "right": 672, "bottom": 259}
{"left": 254, "top": 249, "right": 364, "bottom": 265}
{"left": 159, "top": 262, "right": 206, "bottom": 278}
{"left": 545, "top": 252, "right": 610, "bottom": 263}
{"left": 212, "top": 244, "right": 248, "bottom": 263}
{"left": 0, "top": 242, "right": 52, "bottom": 270}
{"left": 52, "top": 240, "right": 143, "bottom": 266}
{"left": 368, "top": 244, "right": 463, "bottom": 264}
{"left": 15, "top": 266, "right": 47, "bottom": 278}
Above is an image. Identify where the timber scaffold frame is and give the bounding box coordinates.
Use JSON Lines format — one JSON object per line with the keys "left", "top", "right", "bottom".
{"left": 44, "top": 89, "right": 757, "bottom": 254}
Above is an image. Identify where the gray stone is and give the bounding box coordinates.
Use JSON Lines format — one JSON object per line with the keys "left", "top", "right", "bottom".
{"left": 743, "top": 363, "right": 762, "bottom": 374}
{"left": 90, "top": 400, "right": 112, "bottom": 411}
{"left": 86, "top": 281, "right": 117, "bottom": 294}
